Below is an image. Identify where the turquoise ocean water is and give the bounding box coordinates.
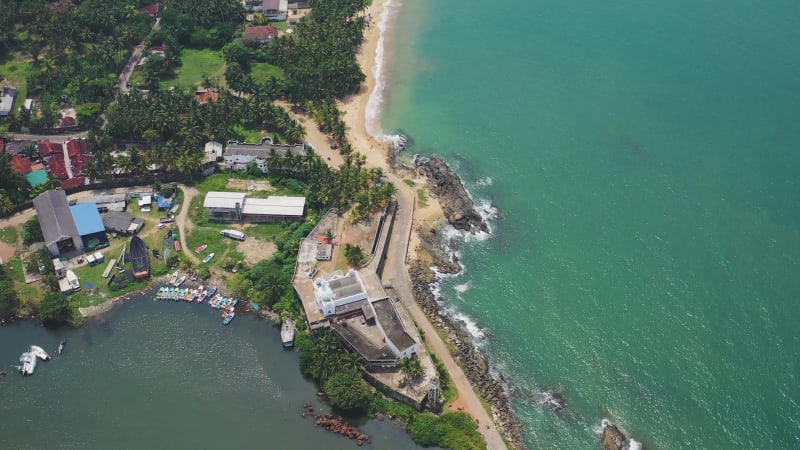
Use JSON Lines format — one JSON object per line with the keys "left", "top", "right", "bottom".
{"left": 378, "top": 0, "right": 800, "bottom": 448}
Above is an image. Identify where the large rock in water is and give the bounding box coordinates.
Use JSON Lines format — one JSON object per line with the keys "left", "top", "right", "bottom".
{"left": 602, "top": 422, "right": 628, "bottom": 450}
{"left": 416, "top": 156, "right": 488, "bottom": 234}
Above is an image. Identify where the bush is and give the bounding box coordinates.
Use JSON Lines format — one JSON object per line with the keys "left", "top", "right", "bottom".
{"left": 22, "top": 217, "right": 44, "bottom": 245}
{"left": 323, "top": 369, "right": 372, "bottom": 412}
{"left": 39, "top": 291, "right": 72, "bottom": 325}
{"left": 344, "top": 244, "right": 366, "bottom": 267}
{"left": 408, "top": 412, "right": 485, "bottom": 450}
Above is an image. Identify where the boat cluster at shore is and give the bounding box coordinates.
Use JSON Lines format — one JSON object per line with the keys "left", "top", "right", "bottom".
{"left": 154, "top": 274, "right": 236, "bottom": 325}
{"left": 15, "top": 342, "right": 65, "bottom": 376}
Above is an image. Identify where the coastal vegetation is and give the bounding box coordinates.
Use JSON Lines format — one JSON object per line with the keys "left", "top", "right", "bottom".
{"left": 0, "top": 263, "right": 21, "bottom": 318}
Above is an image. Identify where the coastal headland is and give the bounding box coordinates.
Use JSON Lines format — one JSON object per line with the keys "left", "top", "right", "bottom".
{"left": 302, "top": 0, "right": 526, "bottom": 447}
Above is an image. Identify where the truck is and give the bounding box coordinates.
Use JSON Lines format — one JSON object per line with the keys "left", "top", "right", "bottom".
{"left": 220, "top": 229, "right": 246, "bottom": 241}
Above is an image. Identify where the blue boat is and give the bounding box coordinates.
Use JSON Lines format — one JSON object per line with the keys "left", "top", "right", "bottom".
{"left": 223, "top": 312, "right": 235, "bottom": 325}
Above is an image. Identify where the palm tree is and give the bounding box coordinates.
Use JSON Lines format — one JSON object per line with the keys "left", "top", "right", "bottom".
{"left": 0, "top": 192, "right": 14, "bottom": 215}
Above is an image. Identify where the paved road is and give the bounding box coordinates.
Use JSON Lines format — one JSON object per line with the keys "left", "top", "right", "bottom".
{"left": 4, "top": 131, "right": 89, "bottom": 141}
{"left": 117, "top": 18, "right": 160, "bottom": 93}
{"left": 382, "top": 177, "right": 508, "bottom": 450}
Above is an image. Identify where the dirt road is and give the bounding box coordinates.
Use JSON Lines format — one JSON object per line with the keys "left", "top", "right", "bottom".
{"left": 175, "top": 185, "right": 201, "bottom": 265}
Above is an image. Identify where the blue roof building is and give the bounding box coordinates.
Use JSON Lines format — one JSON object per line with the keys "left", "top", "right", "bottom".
{"left": 156, "top": 195, "right": 172, "bottom": 210}
{"left": 70, "top": 203, "right": 108, "bottom": 250}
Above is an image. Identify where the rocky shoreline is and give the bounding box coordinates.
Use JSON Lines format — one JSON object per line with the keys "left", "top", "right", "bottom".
{"left": 405, "top": 155, "right": 526, "bottom": 449}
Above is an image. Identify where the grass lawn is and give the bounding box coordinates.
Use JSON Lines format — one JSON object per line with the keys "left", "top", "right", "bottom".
{"left": 0, "top": 52, "right": 33, "bottom": 107}
{"left": 162, "top": 48, "right": 226, "bottom": 90}
{"left": 231, "top": 125, "right": 271, "bottom": 144}
{"left": 6, "top": 257, "right": 26, "bottom": 283}
{"left": 250, "top": 62, "right": 284, "bottom": 81}
{"left": 0, "top": 226, "right": 18, "bottom": 244}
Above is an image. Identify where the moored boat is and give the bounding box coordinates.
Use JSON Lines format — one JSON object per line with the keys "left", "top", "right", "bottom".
{"left": 169, "top": 271, "right": 179, "bottom": 285}
{"left": 58, "top": 339, "right": 66, "bottom": 356}
{"left": 281, "top": 319, "right": 296, "bottom": 348}
{"left": 223, "top": 311, "right": 235, "bottom": 325}
{"left": 195, "top": 244, "right": 208, "bottom": 254}
{"left": 30, "top": 345, "right": 51, "bottom": 361}
{"left": 202, "top": 252, "right": 215, "bottom": 264}
{"left": 175, "top": 275, "right": 186, "bottom": 287}
{"left": 130, "top": 236, "right": 150, "bottom": 278}
{"left": 19, "top": 352, "right": 37, "bottom": 376}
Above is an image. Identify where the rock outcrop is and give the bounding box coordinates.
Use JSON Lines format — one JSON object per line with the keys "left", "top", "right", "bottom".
{"left": 416, "top": 226, "right": 462, "bottom": 274}
{"left": 416, "top": 156, "right": 488, "bottom": 234}
{"left": 602, "top": 421, "right": 629, "bottom": 450}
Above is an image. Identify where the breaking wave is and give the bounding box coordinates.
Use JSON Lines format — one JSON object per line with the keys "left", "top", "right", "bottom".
{"left": 475, "top": 176, "right": 494, "bottom": 187}
{"left": 365, "top": 0, "right": 402, "bottom": 139}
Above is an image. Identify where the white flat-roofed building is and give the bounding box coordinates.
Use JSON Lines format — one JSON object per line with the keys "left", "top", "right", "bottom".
{"left": 139, "top": 194, "right": 152, "bottom": 212}
{"left": 223, "top": 138, "right": 305, "bottom": 173}
{"left": 241, "top": 195, "right": 305, "bottom": 222}
{"left": 314, "top": 270, "right": 368, "bottom": 317}
{"left": 204, "top": 191, "right": 246, "bottom": 222}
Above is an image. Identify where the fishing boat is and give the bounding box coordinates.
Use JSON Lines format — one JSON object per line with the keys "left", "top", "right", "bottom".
{"left": 58, "top": 339, "right": 66, "bottom": 356}
{"left": 19, "top": 351, "right": 37, "bottom": 376}
{"left": 169, "top": 271, "right": 179, "bottom": 285}
{"left": 281, "top": 319, "right": 296, "bottom": 348}
{"left": 206, "top": 287, "right": 217, "bottom": 298}
{"left": 30, "top": 345, "right": 51, "bottom": 361}
{"left": 195, "top": 244, "right": 208, "bottom": 254}
{"left": 202, "top": 252, "right": 215, "bottom": 264}
{"left": 223, "top": 311, "right": 235, "bottom": 325}
{"left": 175, "top": 275, "right": 186, "bottom": 287}
{"left": 130, "top": 236, "right": 150, "bottom": 278}
{"left": 190, "top": 271, "right": 199, "bottom": 281}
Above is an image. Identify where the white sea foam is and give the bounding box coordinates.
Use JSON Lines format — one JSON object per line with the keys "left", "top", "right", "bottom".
{"left": 365, "top": 0, "right": 401, "bottom": 139}
{"left": 449, "top": 308, "right": 487, "bottom": 343}
{"left": 453, "top": 282, "right": 471, "bottom": 294}
{"left": 475, "top": 176, "right": 494, "bottom": 187}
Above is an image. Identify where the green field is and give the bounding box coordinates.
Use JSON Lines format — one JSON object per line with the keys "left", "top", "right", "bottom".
{"left": 162, "top": 48, "right": 226, "bottom": 90}
{"left": 0, "top": 53, "right": 33, "bottom": 114}
{"left": 0, "top": 226, "right": 18, "bottom": 245}
{"left": 250, "top": 62, "right": 284, "bottom": 81}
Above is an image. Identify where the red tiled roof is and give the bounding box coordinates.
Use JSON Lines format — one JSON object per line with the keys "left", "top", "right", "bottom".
{"left": 243, "top": 26, "right": 279, "bottom": 42}
{"left": 46, "top": 155, "right": 69, "bottom": 180}
{"left": 66, "top": 139, "right": 91, "bottom": 158}
{"left": 197, "top": 91, "right": 219, "bottom": 104}
{"left": 11, "top": 156, "right": 32, "bottom": 174}
{"left": 48, "top": 0, "right": 73, "bottom": 13}
{"left": 138, "top": 2, "right": 161, "bottom": 17}
{"left": 71, "top": 153, "right": 92, "bottom": 176}
{"left": 60, "top": 116, "right": 76, "bottom": 127}
{"left": 38, "top": 140, "right": 62, "bottom": 157}
{"left": 60, "top": 177, "right": 85, "bottom": 190}
{"left": 31, "top": 162, "right": 45, "bottom": 171}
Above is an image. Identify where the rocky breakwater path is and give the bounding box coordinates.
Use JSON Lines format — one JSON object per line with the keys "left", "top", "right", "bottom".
{"left": 408, "top": 156, "right": 525, "bottom": 448}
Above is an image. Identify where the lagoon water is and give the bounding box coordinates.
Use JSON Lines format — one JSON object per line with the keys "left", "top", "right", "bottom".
{"left": 380, "top": 0, "right": 800, "bottom": 448}
{"left": 0, "top": 298, "right": 427, "bottom": 449}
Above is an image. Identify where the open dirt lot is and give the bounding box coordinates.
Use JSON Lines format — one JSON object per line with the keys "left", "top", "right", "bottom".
{"left": 237, "top": 238, "right": 277, "bottom": 265}
{"left": 226, "top": 179, "right": 274, "bottom": 192}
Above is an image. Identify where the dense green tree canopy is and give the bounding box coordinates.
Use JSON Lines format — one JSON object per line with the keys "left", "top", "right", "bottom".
{"left": 39, "top": 291, "right": 72, "bottom": 325}
{"left": 323, "top": 369, "right": 372, "bottom": 412}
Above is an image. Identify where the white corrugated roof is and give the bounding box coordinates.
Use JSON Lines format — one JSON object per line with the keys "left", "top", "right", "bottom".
{"left": 204, "top": 191, "right": 246, "bottom": 209}
{"left": 241, "top": 196, "right": 305, "bottom": 216}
